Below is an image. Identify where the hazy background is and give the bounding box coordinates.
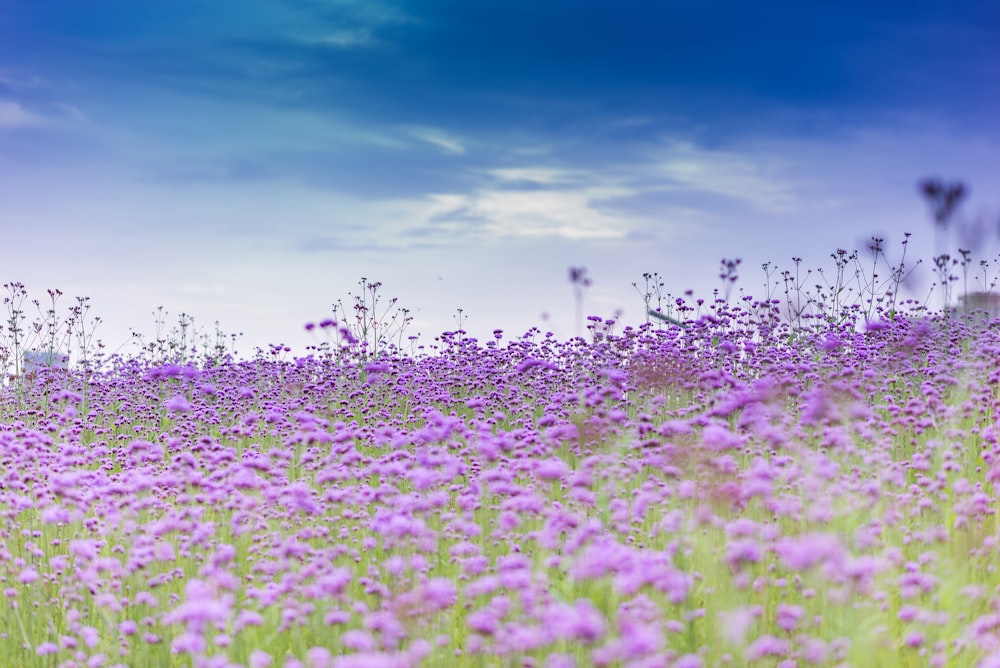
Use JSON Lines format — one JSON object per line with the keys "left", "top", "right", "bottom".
{"left": 2, "top": 0, "right": 999, "bottom": 357}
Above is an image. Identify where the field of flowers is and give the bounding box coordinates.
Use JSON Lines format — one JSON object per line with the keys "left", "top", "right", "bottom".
{"left": 3, "top": 289, "right": 1000, "bottom": 667}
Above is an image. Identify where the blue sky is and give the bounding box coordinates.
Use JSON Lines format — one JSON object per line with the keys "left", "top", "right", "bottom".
{"left": 2, "top": 0, "right": 999, "bottom": 357}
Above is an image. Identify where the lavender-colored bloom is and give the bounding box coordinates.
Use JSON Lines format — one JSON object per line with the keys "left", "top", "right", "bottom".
{"left": 80, "top": 626, "right": 100, "bottom": 648}
{"left": 170, "top": 630, "right": 206, "bottom": 655}
{"left": 69, "top": 539, "right": 100, "bottom": 560}
{"left": 332, "top": 653, "right": 407, "bottom": 668}
{"left": 36, "top": 642, "right": 59, "bottom": 656}
{"left": 162, "top": 579, "right": 233, "bottom": 632}
{"left": 164, "top": 394, "right": 193, "bottom": 413}
{"left": 306, "top": 647, "right": 333, "bottom": 668}
{"left": 249, "top": 650, "right": 274, "bottom": 668}
{"left": 341, "top": 629, "right": 376, "bottom": 652}
{"left": 701, "top": 424, "right": 741, "bottom": 451}
{"left": 234, "top": 609, "right": 265, "bottom": 631}
{"left": 516, "top": 358, "right": 558, "bottom": 373}
{"left": 745, "top": 635, "right": 789, "bottom": 660}
{"left": 724, "top": 539, "right": 762, "bottom": 569}
{"left": 621, "top": 623, "right": 662, "bottom": 658}
{"left": 775, "top": 603, "right": 804, "bottom": 632}
{"left": 421, "top": 577, "right": 457, "bottom": 612}
{"left": 468, "top": 608, "right": 501, "bottom": 635}
{"left": 535, "top": 457, "right": 570, "bottom": 481}
{"left": 773, "top": 532, "right": 844, "bottom": 571}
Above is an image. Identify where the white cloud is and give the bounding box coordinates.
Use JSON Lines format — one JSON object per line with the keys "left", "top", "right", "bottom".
{"left": 423, "top": 182, "right": 633, "bottom": 240}
{"left": 0, "top": 71, "right": 46, "bottom": 90}
{"left": 405, "top": 126, "right": 466, "bottom": 155}
{"left": 299, "top": 28, "right": 379, "bottom": 49}
{"left": 489, "top": 167, "right": 587, "bottom": 186}
{"left": 652, "top": 141, "right": 800, "bottom": 213}
{"left": 0, "top": 100, "right": 47, "bottom": 129}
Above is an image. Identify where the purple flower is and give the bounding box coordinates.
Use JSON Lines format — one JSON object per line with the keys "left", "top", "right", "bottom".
{"left": 421, "top": 578, "right": 457, "bottom": 612}
{"left": 724, "top": 539, "right": 762, "bottom": 569}
{"left": 69, "top": 539, "right": 100, "bottom": 561}
{"left": 162, "top": 579, "right": 233, "bottom": 632}
{"left": 306, "top": 647, "right": 333, "bottom": 668}
{"left": 775, "top": 604, "right": 804, "bottom": 632}
{"left": 36, "top": 643, "right": 58, "bottom": 656}
{"left": 516, "top": 358, "right": 558, "bottom": 373}
{"left": 535, "top": 457, "right": 569, "bottom": 481}
{"left": 342, "top": 629, "right": 376, "bottom": 652}
{"left": 773, "top": 532, "right": 844, "bottom": 571}
{"left": 746, "top": 635, "right": 789, "bottom": 659}
{"left": 468, "top": 608, "right": 500, "bottom": 635}
{"left": 170, "top": 631, "right": 205, "bottom": 655}
{"left": 249, "top": 650, "right": 273, "bottom": 668}
{"left": 164, "top": 394, "right": 193, "bottom": 413}
{"left": 80, "top": 626, "right": 99, "bottom": 648}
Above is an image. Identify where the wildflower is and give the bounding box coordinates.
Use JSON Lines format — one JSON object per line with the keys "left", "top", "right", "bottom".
{"left": 162, "top": 579, "right": 233, "bottom": 633}
{"left": 725, "top": 539, "right": 762, "bottom": 569}
{"left": 421, "top": 578, "right": 457, "bottom": 612}
{"left": 342, "top": 629, "right": 376, "bottom": 652}
{"left": 69, "top": 539, "right": 100, "bottom": 560}
{"left": 249, "top": 650, "right": 273, "bottom": 668}
{"left": 80, "top": 626, "right": 100, "bottom": 648}
{"left": 171, "top": 631, "right": 206, "bottom": 655}
{"left": 468, "top": 608, "right": 501, "bottom": 635}
{"left": 773, "top": 532, "right": 844, "bottom": 571}
{"left": 36, "top": 642, "right": 58, "bottom": 656}
{"left": 516, "top": 358, "right": 558, "bottom": 373}
{"left": 164, "top": 394, "right": 193, "bottom": 413}
{"left": 234, "top": 609, "right": 265, "bottom": 631}
{"left": 620, "top": 622, "right": 662, "bottom": 657}
{"left": 775, "top": 603, "right": 804, "bottom": 631}
{"left": 746, "top": 635, "right": 789, "bottom": 660}
{"left": 306, "top": 647, "right": 333, "bottom": 668}
{"left": 324, "top": 610, "right": 350, "bottom": 625}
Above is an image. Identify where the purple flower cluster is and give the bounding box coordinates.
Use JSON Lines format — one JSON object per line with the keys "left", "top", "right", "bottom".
{"left": 1, "top": 308, "right": 999, "bottom": 666}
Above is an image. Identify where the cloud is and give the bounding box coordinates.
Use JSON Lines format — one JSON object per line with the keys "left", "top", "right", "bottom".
{"left": 0, "top": 71, "right": 47, "bottom": 91}
{"left": 0, "top": 100, "right": 47, "bottom": 129}
{"left": 422, "top": 177, "right": 635, "bottom": 241}
{"left": 404, "top": 126, "right": 466, "bottom": 155}
{"left": 297, "top": 28, "right": 380, "bottom": 49}
{"left": 651, "top": 141, "right": 800, "bottom": 214}
{"left": 489, "top": 167, "right": 588, "bottom": 187}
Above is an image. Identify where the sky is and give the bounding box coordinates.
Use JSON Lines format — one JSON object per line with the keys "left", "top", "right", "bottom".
{"left": 2, "top": 0, "right": 1000, "bottom": 360}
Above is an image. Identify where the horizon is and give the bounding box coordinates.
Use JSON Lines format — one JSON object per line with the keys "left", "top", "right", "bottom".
{"left": 2, "top": 1, "right": 1000, "bottom": 356}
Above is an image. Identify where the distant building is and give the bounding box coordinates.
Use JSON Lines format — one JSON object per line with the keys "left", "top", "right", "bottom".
{"left": 955, "top": 291, "right": 1000, "bottom": 319}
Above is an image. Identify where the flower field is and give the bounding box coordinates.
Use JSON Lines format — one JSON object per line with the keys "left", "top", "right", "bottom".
{"left": 3, "top": 300, "right": 1000, "bottom": 667}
